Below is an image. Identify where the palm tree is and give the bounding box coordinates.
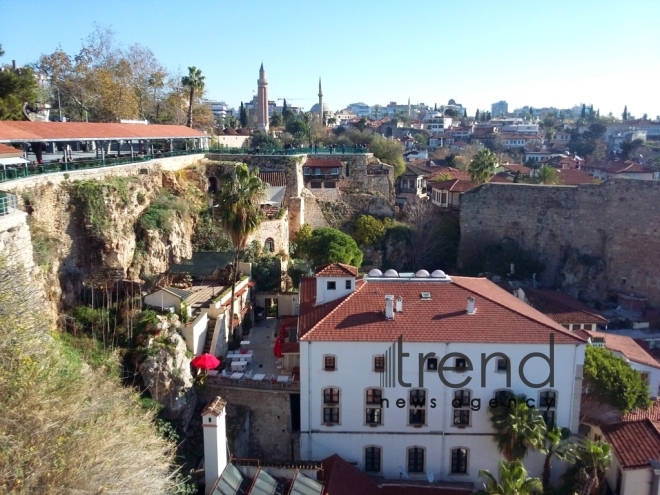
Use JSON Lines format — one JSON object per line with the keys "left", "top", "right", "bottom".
{"left": 577, "top": 439, "right": 612, "bottom": 494}
{"left": 478, "top": 459, "right": 542, "bottom": 495}
{"left": 215, "top": 164, "right": 265, "bottom": 344}
{"left": 537, "top": 165, "right": 557, "bottom": 185}
{"left": 489, "top": 394, "right": 547, "bottom": 461}
{"left": 181, "top": 66, "right": 205, "bottom": 128}
{"left": 539, "top": 426, "right": 576, "bottom": 488}
{"left": 468, "top": 148, "right": 497, "bottom": 184}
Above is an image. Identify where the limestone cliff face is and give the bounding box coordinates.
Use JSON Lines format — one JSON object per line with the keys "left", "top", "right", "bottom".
{"left": 139, "top": 315, "right": 197, "bottom": 430}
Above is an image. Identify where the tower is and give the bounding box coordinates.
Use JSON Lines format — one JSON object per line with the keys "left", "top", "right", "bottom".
{"left": 257, "top": 63, "right": 269, "bottom": 131}
{"left": 202, "top": 397, "right": 228, "bottom": 494}
{"left": 318, "top": 77, "right": 324, "bottom": 124}
{"left": 408, "top": 97, "right": 411, "bottom": 119}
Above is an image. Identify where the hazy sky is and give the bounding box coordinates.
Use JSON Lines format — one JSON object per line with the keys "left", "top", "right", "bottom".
{"left": 3, "top": 0, "right": 659, "bottom": 117}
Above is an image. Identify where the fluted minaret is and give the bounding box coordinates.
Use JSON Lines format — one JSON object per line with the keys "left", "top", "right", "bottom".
{"left": 318, "top": 77, "right": 324, "bottom": 124}
{"left": 257, "top": 63, "right": 269, "bottom": 131}
{"left": 408, "top": 97, "right": 411, "bottom": 118}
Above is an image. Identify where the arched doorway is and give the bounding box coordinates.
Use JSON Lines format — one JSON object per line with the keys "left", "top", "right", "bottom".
{"left": 208, "top": 176, "right": 218, "bottom": 193}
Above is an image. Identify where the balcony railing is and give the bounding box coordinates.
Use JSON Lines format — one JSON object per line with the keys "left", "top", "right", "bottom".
{"left": 0, "top": 193, "right": 18, "bottom": 216}
{"left": 208, "top": 374, "right": 299, "bottom": 391}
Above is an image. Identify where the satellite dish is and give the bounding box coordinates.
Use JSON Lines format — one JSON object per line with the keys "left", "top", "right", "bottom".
{"left": 427, "top": 471, "right": 435, "bottom": 483}
{"left": 397, "top": 466, "right": 409, "bottom": 479}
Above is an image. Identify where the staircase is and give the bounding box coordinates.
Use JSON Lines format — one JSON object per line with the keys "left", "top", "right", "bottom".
{"left": 203, "top": 317, "right": 217, "bottom": 354}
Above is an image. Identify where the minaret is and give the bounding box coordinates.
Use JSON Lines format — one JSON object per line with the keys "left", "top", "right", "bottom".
{"left": 257, "top": 63, "right": 269, "bottom": 131}
{"left": 408, "top": 97, "right": 411, "bottom": 119}
{"left": 318, "top": 77, "right": 324, "bottom": 124}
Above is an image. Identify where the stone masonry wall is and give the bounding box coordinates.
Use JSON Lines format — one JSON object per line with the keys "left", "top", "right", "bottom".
{"left": 458, "top": 180, "right": 660, "bottom": 305}
{"left": 246, "top": 215, "right": 290, "bottom": 257}
{"left": 203, "top": 386, "right": 295, "bottom": 462}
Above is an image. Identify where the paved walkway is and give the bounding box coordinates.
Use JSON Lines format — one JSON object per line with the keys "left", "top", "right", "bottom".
{"left": 242, "top": 317, "right": 285, "bottom": 377}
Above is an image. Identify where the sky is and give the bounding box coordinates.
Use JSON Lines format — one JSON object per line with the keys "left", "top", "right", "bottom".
{"left": 2, "top": 0, "right": 660, "bottom": 118}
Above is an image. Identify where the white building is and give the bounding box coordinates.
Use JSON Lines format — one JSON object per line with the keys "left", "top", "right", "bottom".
{"left": 491, "top": 101, "right": 508, "bottom": 117}
{"left": 423, "top": 112, "right": 452, "bottom": 134}
{"left": 346, "top": 102, "right": 372, "bottom": 118}
{"left": 501, "top": 124, "right": 540, "bottom": 134}
{"left": 298, "top": 266, "right": 586, "bottom": 484}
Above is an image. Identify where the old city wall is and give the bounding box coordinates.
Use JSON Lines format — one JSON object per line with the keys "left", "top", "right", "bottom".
{"left": 458, "top": 180, "right": 660, "bottom": 305}
{"left": 203, "top": 386, "right": 294, "bottom": 462}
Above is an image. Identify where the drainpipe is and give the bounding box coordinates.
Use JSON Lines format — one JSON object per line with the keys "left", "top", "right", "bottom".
{"left": 650, "top": 460, "right": 660, "bottom": 495}
{"left": 307, "top": 341, "right": 312, "bottom": 460}
{"left": 569, "top": 344, "right": 579, "bottom": 434}
{"left": 440, "top": 342, "right": 447, "bottom": 478}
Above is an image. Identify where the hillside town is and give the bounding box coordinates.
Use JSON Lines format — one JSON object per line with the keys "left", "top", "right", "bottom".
{"left": 1, "top": 7, "right": 660, "bottom": 495}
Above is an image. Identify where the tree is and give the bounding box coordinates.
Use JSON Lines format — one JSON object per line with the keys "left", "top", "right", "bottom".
{"left": 583, "top": 345, "right": 651, "bottom": 415}
{"left": 181, "top": 66, "right": 205, "bottom": 128}
{"left": 353, "top": 215, "right": 385, "bottom": 247}
{"left": 581, "top": 104, "right": 586, "bottom": 120}
{"left": 477, "top": 460, "right": 542, "bottom": 495}
{"left": 537, "top": 165, "right": 557, "bottom": 185}
{"left": 250, "top": 130, "right": 281, "bottom": 150}
{"left": 370, "top": 134, "right": 405, "bottom": 177}
{"left": 0, "top": 66, "right": 38, "bottom": 120}
{"left": 285, "top": 119, "right": 310, "bottom": 138}
{"left": 215, "top": 164, "right": 265, "bottom": 343}
{"left": 620, "top": 138, "right": 644, "bottom": 160}
{"left": 622, "top": 105, "right": 628, "bottom": 121}
{"left": 463, "top": 108, "right": 467, "bottom": 118}
{"left": 475, "top": 109, "right": 480, "bottom": 121}
{"left": 414, "top": 133, "right": 428, "bottom": 146}
{"left": 269, "top": 111, "right": 284, "bottom": 127}
{"left": 0, "top": 44, "right": 4, "bottom": 57}
{"left": 298, "top": 227, "right": 363, "bottom": 268}
{"left": 642, "top": 113, "right": 648, "bottom": 120}
{"left": 239, "top": 102, "right": 248, "bottom": 128}
{"left": 539, "top": 426, "right": 576, "bottom": 489}
{"left": 468, "top": 148, "right": 497, "bottom": 185}
{"left": 489, "top": 393, "right": 546, "bottom": 461}
{"left": 577, "top": 439, "right": 612, "bottom": 494}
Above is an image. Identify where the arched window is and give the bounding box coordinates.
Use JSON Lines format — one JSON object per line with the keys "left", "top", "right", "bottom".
{"left": 364, "top": 446, "right": 381, "bottom": 473}
{"left": 450, "top": 447, "right": 468, "bottom": 474}
{"left": 493, "top": 389, "right": 514, "bottom": 408}
{"left": 539, "top": 390, "right": 557, "bottom": 427}
{"left": 407, "top": 446, "right": 425, "bottom": 473}
{"left": 453, "top": 389, "right": 471, "bottom": 426}
{"left": 365, "top": 388, "right": 384, "bottom": 425}
{"left": 322, "top": 387, "right": 340, "bottom": 425}
{"left": 264, "top": 238, "right": 275, "bottom": 253}
{"left": 408, "top": 389, "right": 426, "bottom": 426}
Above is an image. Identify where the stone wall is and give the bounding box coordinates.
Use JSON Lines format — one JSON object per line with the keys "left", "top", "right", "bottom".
{"left": 458, "top": 180, "right": 660, "bottom": 305}
{"left": 247, "top": 215, "right": 290, "bottom": 257}
{"left": 203, "top": 386, "right": 295, "bottom": 462}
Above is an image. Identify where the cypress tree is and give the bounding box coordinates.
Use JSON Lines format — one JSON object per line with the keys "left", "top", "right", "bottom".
{"left": 463, "top": 108, "right": 467, "bottom": 118}
{"left": 475, "top": 109, "right": 480, "bottom": 121}
{"left": 239, "top": 102, "right": 248, "bottom": 127}
{"left": 581, "top": 104, "right": 586, "bottom": 120}
{"left": 622, "top": 105, "right": 628, "bottom": 121}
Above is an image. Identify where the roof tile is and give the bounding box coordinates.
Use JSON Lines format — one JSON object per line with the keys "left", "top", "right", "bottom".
{"left": 601, "top": 419, "right": 660, "bottom": 469}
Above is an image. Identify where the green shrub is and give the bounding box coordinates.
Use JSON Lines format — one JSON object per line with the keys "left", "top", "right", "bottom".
{"left": 137, "top": 191, "right": 189, "bottom": 234}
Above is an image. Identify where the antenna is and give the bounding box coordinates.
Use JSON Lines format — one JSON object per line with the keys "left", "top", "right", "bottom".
{"left": 397, "top": 466, "right": 409, "bottom": 479}
{"left": 427, "top": 471, "right": 434, "bottom": 483}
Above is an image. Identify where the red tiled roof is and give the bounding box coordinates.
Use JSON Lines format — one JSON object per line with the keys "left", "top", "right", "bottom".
{"left": 305, "top": 157, "right": 343, "bottom": 168}
{"left": 585, "top": 331, "right": 660, "bottom": 369}
{"left": 298, "top": 277, "right": 353, "bottom": 339}
{"left": 601, "top": 419, "right": 660, "bottom": 469}
{"left": 0, "top": 143, "right": 21, "bottom": 155}
{"left": 315, "top": 263, "right": 358, "bottom": 277}
{"left": 555, "top": 168, "right": 598, "bottom": 185}
{"left": 487, "top": 172, "right": 511, "bottom": 183}
{"left": 321, "top": 454, "right": 381, "bottom": 495}
{"left": 428, "top": 167, "right": 471, "bottom": 181}
{"left": 522, "top": 288, "right": 608, "bottom": 325}
{"left": 428, "top": 178, "right": 478, "bottom": 193}
{"left": 260, "top": 171, "right": 286, "bottom": 187}
{"left": 0, "top": 121, "right": 206, "bottom": 142}
{"left": 502, "top": 164, "right": 531, "bottom": 174}
{"left": 624, "top": 398, "right": 660, "bottom": 422}
{"left": 585, "top": 159, "right": 652, "bottom": 174}
{"left": 301, "top": 276, "right": 585, "bottom": 344}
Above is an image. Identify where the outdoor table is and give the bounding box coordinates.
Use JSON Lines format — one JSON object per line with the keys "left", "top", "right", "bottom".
{"left": 240, "top": 340, "right": 251, "bottom": 345}
{"left": 231, "top": 361, "right": 247, "bottom": 372}
{"left": 277, "top": 375, "right": 290, "bottom": 383}
{"left": 230, "top": 372, "right": 244, "bottom": 380}
{"left": 252, "top": 373, "right": 266, "bottom": 381}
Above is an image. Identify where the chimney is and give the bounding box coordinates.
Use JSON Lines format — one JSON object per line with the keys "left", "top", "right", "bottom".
{"left": 396, "top": 296, "right": 403, "bottom": 313}
{"left": 201, "top": 397, "right": 228, "bottom": 494}
{"left": 385, "top": 295, "right": 394, "bottom": 319}
{"left": 466, "top": 296, "right": 476, "bottom": 315}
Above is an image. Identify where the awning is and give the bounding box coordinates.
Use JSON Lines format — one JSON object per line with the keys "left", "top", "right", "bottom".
{"left": 0, "top": 157, "right": 29, "bottom": 168}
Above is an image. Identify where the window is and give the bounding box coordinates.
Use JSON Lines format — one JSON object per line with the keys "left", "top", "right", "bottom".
{"left": 539, "top": 390, "right": 557, "bottom": 426}
{"left": 441, "top": 192, "right": 447, "bottom": 204}
{"left": 314, "top": 168, "right": 321, "bottom": 175}
{"left": 311, "top": 181, "right": 322, "bottom": 189}
{"left": 366, "top": 388, "right": 383, "bottom": 425}
{"left": 323, "top": 388, "right": 339, "bottom": 424}
{"left": 641, "top": 372, "right": 650, "bottom": 386}
{"left": 364, "top": 447, "right": 381, "bottom": 473}
{"left": 409, "top": 389, "right": 426, "bottom": 425}
{"left": 453, "top": 390, "right": 471, "bottom": 426}
{"left": 324, "top": 181, "right": 336, "bottom": 188}
{"left": 327, "top": 281, "right": 336, "bottom": 290}
{"left": 496, "top": 358, "right": 508, "bottom": 372}
{"left": 345, "top": 280, "right": 352, "bottom": 290}
{"left": 264, "top": 238, "right": 275, "bottom": 253}
{"left": 324, "top": 355, "right": 336, "bottom": 371}
{"left": 455, "top": 358, "right": 467, "bottom": 371}
{"left": 374, "top": 356, "right": 385, "bottom": 372}
{"left": 494, "top": 389, "right": 514, "bottom": 407}
{"left": 451, "top": 448, "right": 468, "bottom": 474}
{"left": 407, "top": 447, "right": 425, "bottom": 473}
{"left": 426, "top": 357, "right": 438, "bottom": 371}
{"left": 330, "top": 167, "right": 339, "bottom": 175}
{"left": 304, "top": 167, "right": 311, "bottom": 175}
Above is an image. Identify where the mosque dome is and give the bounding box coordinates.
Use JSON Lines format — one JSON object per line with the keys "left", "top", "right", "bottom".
{"left": 310, "top": 102, "right": 331, "bottom": 113}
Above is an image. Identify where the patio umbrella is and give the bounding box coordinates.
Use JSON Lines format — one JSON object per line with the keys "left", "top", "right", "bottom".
{"left": 191, "top": 353, "right": 221, "bottom": 370}
{"left": 273, "top": 336, "right": 283, "bottom": 358}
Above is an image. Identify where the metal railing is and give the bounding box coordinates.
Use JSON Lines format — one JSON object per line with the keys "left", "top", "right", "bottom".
{"left": 0, "top": 193, "right": 18, "bottom": 216}
{"left": 0, "top": 146, "right": 371, "bottom": 185}
{"left": 209, "top": 374, "right": 299, "bottom": 391}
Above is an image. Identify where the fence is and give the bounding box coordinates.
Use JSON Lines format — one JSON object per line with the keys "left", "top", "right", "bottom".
{"left": 0, "top": 147, "right": 371, "bottom": 185}
{"left": 0, "top": 192, "right": 18, "bottom": 216}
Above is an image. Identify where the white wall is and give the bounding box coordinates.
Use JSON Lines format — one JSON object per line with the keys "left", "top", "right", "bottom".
{"left": 144, "top": 289, "right": 181, "bottom": 312}
{"left": 300, "top": 340, "right": 584, "bottom": 482}
{"left": 203, "top": 406, "right": 228, "bottom": 494}
{"left": 181, "top": 311, "right": 208, "bottom": 356}
{"left": 315, "top": 276, "right": 355, "bottom": 305}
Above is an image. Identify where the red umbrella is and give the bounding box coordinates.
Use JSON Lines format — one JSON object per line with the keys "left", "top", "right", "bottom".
{"left": 273, "top": 336, "right": 283, "bottom": 358}
{"left": 191, "top": 353, "right": 221, "bottom": 370}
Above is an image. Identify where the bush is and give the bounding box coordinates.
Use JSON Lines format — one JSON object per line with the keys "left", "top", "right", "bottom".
{"left": 137, "top": 191, "right": 189, "bottom": 234}
{"left": 353, "top": 215, "right": 386, "bottom": 247}
{"left": 191, "top": 211, "right": 232, "bottom": 252}
{"left": 298, "top": 227, "right": 363, "bottom": 268}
